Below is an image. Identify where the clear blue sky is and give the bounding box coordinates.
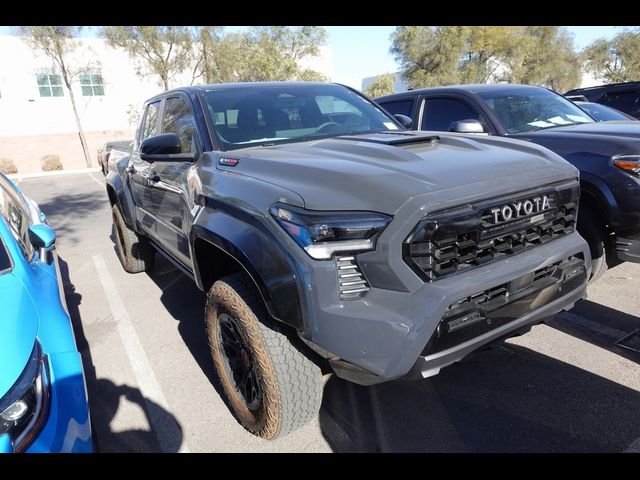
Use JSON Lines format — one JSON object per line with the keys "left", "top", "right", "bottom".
{"left": 0, "top": 25, "right": 626, "bottom": 89}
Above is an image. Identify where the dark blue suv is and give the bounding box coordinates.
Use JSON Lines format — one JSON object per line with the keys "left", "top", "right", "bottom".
{"left": 565, "top": 82, "right": 640, "bottom": 120}
{"left": 377, "top": 84, "right": 640, "bottom": 281}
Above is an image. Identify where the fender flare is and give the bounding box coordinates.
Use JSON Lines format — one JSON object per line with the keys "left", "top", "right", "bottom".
{"left": 190, "top": 210, "right": 305, "bottom": 332}
{"left": 579, "top": 172, "right": 622, "bottom": 227}
{"left": 105, "top": 171, "right": 136, "bottom": 230}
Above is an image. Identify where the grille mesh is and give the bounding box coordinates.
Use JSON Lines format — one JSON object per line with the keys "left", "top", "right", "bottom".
{"left": 406, "top": 191, "right": 577, "bottom": 282}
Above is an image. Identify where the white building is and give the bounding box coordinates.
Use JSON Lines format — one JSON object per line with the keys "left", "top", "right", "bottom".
{"left": 0, "top": 35, "right": 155, "bottom": 173}
{"left": 0, "top": 35, "right": 333, "bottom": 174}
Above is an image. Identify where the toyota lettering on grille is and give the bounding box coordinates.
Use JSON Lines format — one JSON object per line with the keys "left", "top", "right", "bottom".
{"left": 489, "top": 195, "right": 551, "bottom": 224}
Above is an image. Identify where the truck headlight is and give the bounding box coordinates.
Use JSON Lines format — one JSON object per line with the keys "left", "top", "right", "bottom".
{"left": 612, "top": 155, "right": 640, "bottom": 176}
{"left": 270, "top": 203, "right": 392, "bottom": 260}
{"left": 0, "top": 341, "right": 50, "bottom": 452}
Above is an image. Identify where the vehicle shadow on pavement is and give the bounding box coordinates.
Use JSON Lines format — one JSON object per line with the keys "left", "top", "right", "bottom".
{"left": 145, "top": 256, "right": 226, "bottom": 398}
{"left": 39, "top": 192, "right": 107, "bottom": 246}
{"left": 550, "top": 299, "right": 640, "bottom": 364}
{"left": 59, "top": 255, "right": 185, "bottom": 453}
{"left": 319, "top": 342, "right": 640, "bottom": 452}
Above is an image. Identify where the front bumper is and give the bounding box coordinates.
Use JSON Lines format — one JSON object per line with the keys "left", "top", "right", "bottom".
{"left": 298, "top": 232, "right": 590, "bottom": 385}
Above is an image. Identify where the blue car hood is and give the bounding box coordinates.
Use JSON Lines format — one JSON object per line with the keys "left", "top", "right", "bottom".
{"left": 0, "top": 273, "right": 38, "bottom": 399}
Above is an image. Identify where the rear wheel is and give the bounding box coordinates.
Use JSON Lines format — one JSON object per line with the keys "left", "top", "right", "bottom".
{"left": 205, "top": 272, "right": 323, "bottom": 439}
{"left": 577, "top": 210, "right": 608, "bottom": 283}
{"left": 111, "top": 204, "right": 155, "bottom": 273}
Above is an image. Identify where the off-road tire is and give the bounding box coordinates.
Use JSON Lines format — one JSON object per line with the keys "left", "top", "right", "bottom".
{"left": 111, "top": 204, "right": 155, "bottom": 273}
{"left": 205, "top": 272, "right": 323, "bottom": 439}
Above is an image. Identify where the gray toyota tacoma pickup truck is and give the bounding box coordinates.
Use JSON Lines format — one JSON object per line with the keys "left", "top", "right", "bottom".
{"left": 105, "top": 82, "right": 591, "bottom": 439}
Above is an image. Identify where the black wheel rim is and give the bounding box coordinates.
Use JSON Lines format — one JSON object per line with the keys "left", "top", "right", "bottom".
{"left": 217, "top": 313, "right": 262, "bottom": 411}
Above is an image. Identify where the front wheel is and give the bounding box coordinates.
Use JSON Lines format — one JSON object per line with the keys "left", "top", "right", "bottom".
{"left": 205, "top": 272, "right": 323, "bottom": 439}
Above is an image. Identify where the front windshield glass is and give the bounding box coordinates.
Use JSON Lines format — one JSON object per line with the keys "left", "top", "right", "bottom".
{"left": 478, "top": 87, "right": 594, "bottom": 134}
{"left": 204, "top": 84, "right": 400, "bottom": 150}
{"left": 578, "top": 102, "right": 633, "bottom": 122}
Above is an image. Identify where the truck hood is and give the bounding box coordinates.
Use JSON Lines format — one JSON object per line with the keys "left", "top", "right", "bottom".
{"left": 0, "top": 273, "right": 39, "bottom": 399}
{"left": 220, "top": 132, "right": 578, "bottom": 214}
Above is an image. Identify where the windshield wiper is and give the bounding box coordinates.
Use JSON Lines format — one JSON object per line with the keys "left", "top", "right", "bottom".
{"left": 530, "top": 121, "right": 589, "bottom": 132}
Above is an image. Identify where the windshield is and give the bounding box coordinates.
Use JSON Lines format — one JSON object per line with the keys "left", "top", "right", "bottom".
{"left": 478, "top": 87, "right": 594, "bottom": 134}
{"left": 577, "top": 102, "right": 635, "bottom": 122}
{"left": 203, "top": 84, "right": 400, "bottom": 150}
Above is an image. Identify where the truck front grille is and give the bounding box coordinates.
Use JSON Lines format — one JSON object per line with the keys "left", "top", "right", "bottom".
{"left": 336, "top": 256, "right": 370, "bottom": 300}
{"left": 403, "top": 183, "right": 579, "bottom": 282}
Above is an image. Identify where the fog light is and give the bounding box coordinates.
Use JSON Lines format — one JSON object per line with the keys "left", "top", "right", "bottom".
{"left": 2, "top": 400, "right": 28, "bottom": 422}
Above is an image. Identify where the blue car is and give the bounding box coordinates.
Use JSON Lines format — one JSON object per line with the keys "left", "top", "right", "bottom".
{"left": 0, "top": 173, "right": 92, "bottom": 453}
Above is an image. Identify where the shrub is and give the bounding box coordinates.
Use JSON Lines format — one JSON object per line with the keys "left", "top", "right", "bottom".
{"left": 0, "top": 158, "right": 18, "bottom": 175}
{"left": 41, "top": 154, "right": 63, "bottom": 171}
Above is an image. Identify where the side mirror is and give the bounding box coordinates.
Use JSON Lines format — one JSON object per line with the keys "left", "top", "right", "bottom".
{"left": 448, "top": 119, "right": 488, "bottom": 134}
{"left": 28, "top": 224, "right": 56, "bottom": 263}
{"left": 393, "top": 114, "right": 413, "bottom": 129}
{"left": 140, "top": 133, "right": 182, "bottom": 160}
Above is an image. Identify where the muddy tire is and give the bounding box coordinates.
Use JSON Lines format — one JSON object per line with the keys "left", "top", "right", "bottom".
{"left": 205, "top": 272, "right": 323, "bottom": 439}
{"left": 111, "top": 204, "right": 155, "bottom": 273}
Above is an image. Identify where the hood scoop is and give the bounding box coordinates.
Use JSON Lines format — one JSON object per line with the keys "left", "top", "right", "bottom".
{"left": 335, "top": 132, "right": 440, "bottom": 146}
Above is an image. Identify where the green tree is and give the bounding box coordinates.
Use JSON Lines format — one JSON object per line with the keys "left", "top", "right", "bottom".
{"left": 583, "top": 29, "right": 640, "bottom": 83}
{"left": 460, "top": 26, "right": 522, "bottom": 83}
{"left": 101, "top": 26, "right": 193, "bottom": 91}
{"left": 193, "top": 26, "right": 328, "bottom": 84}
{"left": 504, "top": 26, "right": 580, "bottom": 92}
{"left": 240, "top": 26, "right": 328, "bottom": 82}
{"left": 391, "top": 26, "right": 468, "bottom": 88}
{"left": 391, "top": 26, "right": 580, "bottom": 91}
{"left": 364, "top": 73, "right": 395, "bottom": 98}
{"left": 19, "top": 26, "right": 92, "bottom": 167}
{"left": 190, "top": 26, "right": 224, "bottom": 84}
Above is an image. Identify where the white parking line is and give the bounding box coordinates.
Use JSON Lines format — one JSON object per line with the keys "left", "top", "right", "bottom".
{"left": 87, "top": 172, "right": 106, "bottom": 189}
{"left": 92, "top": 254, "right": 191, "bottom": 453}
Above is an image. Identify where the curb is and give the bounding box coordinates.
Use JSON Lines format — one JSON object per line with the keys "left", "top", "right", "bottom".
{"left": 8, "top": 167, "right": 102, "bottom": 181}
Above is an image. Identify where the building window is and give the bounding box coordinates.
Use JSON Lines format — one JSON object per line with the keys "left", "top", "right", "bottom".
{"left": 37, "top": 73, "right": 64, "bottom": 97}
{"left": 80, "top": 72, "right": 104, "bottom": 96}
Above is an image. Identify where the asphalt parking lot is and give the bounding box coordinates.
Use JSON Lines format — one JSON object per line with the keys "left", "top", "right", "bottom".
{"left": 14, "top": 170, "right": 640, "bottom": 452}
